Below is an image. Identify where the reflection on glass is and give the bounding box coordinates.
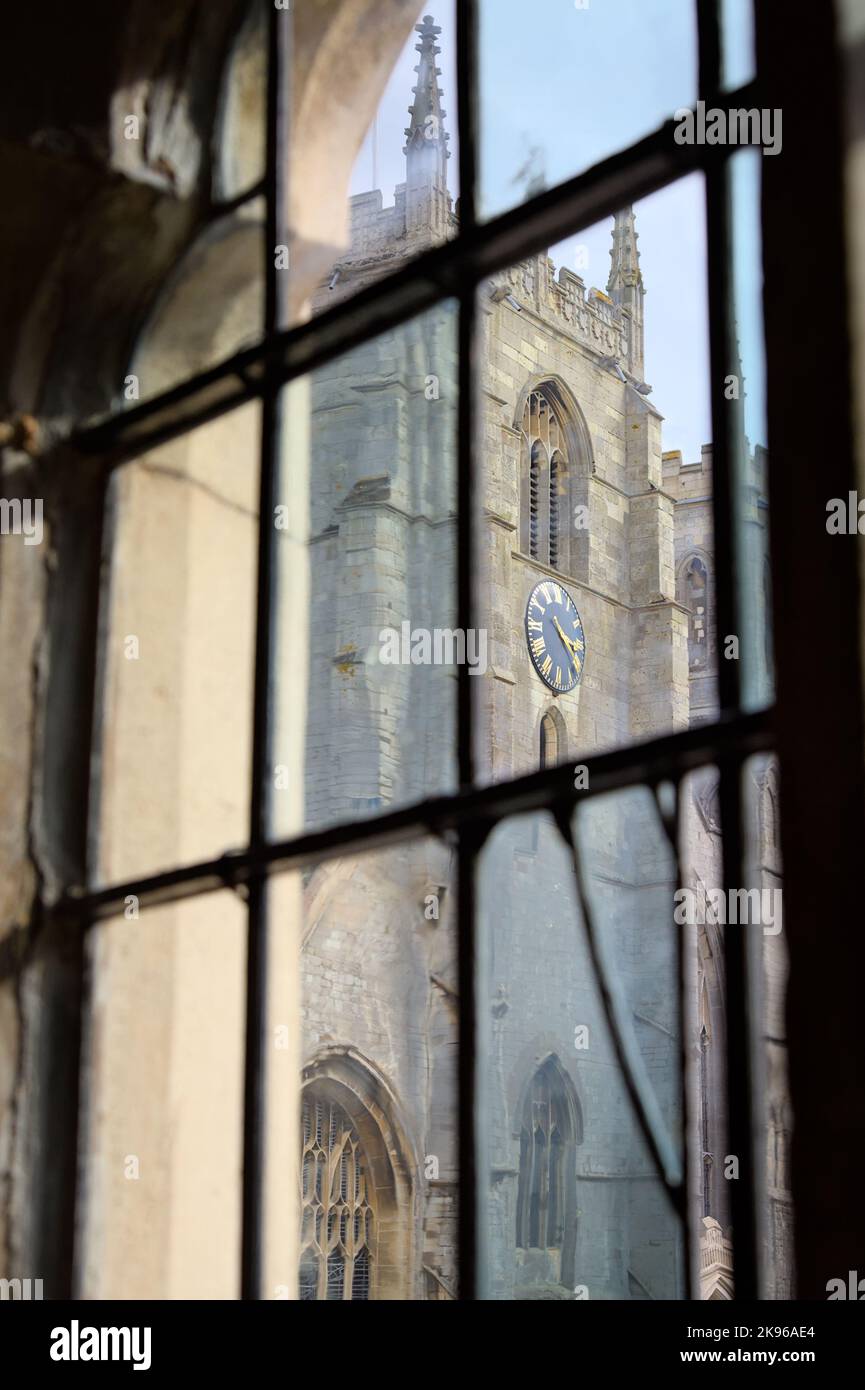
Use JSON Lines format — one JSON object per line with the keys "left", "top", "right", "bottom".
{"left": 479, "top": 0, "right": 697, "bottom": 221}
{"left": 78, "top": 892, "right": 246, "bottom": 1298}
{"left": 478, "top": 797, "right": 685, "bottom": 1300}
{"left": 743, "top": 753, "right": 792, "bottom": 1298}
{"left": 296, "top": 838, "right": 457, "bottom": 1300}
{"left": 730, "top": 152, "right": 773, "bottom": 709}
{"left": 272, "top": 303, "right": 458, "bottom": 839}
{"left": 92, "top": 404, "right": 259, "bottom": 885}
{"left": 477, "top": 177, "right": 713, "bottom": 784}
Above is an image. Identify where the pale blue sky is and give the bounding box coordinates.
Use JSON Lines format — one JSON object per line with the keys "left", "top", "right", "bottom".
{"left": 349, "top": 0, "right": 764, "bottom": 464}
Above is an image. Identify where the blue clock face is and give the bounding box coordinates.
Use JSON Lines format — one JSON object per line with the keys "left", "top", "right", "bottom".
{"left": 525, "top": 580, "right": 585, "bottom": 693}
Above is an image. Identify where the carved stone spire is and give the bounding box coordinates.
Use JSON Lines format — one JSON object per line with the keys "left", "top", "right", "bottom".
{"left": 403, "top": 14, "right": 450, "bottom": 239}
{"left": 607, "top": 206, "right": 645, "bottom": 378}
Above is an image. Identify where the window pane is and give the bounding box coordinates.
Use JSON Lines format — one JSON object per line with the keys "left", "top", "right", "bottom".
{"left": 77, "top": 891, "right": 245, "bottom": 1297}
{"left": 476, "top": 176, "right": 713, "bottom": 784}
{"left": 295, "top": 838, "right": 457, "bottom": 1300}
{"left": 478, "top": 796, "right": 685, "bottom": 1300}
{"left": 721, "top": 0, "right": 756, "bottom": 90}
{"left": 271, "top": 303, "right": 458, "bottom": 840}
{"left": 92, "top": 404, "right": 259, "bottom": 885}
{"left": 729, "top": 151, "right": 772, "bottom": 710}
{"left": 743, "top": 753, "right": 793, "bottom": 1298}
{"left": 111, "top": 5, "right": 266, "bottom": 410}
{"left": 302, "top": 4, "right": 458, "bottom": 325}
{"left": 478, "top": 0, "right": 697, "bottom": 221}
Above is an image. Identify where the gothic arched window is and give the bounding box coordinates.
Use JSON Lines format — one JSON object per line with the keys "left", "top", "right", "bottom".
{"left": 683, "top": 555, "right": 709, "bottom": 670}
{"left": 516, "top": 1058, "right": 578, "bottom": 1270}
{"left": 521, "top": 389, "right": 569, "bottom": 571}
{"left": 300, "top": 1092, "right": 375, "bottom": 1300}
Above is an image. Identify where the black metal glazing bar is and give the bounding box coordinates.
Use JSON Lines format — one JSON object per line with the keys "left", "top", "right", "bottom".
{"left": 240, "top": 0, "right": 289, "bottom": 1302}
{"left": 45, "top": 709, "right": 773, "bottom": 936}
{"left": 698, "top": 0, "right": 759, "bottom": 1302}
{"left": 653, "top": 777, "right": 696, "bottom": 1299}
{"left": 455, "top": 0, "right": 480, "bottom": 1303}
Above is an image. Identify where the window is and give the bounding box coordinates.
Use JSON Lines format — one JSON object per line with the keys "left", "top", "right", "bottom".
{"left": 299, "top": 1094, "right": 375, "bottom": 1301}
{"left": 520, "top": 388, "right": 568, "bottom": 570}
{"left": 539, "top": 709, "right": 565, "bottom": 769}
{"left": 515, "top": 1058, "right": 579, "bottom": 1285}
{"left": 20, "top": 0, "right": 862, "bottom": 1310}
{"left": 681, "top": 554, "right": 709, "bottom": 670}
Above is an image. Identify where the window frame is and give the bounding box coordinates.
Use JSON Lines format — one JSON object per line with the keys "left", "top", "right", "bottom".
{"left": 42, "top": 0, "right": 864, "bottom": 1301}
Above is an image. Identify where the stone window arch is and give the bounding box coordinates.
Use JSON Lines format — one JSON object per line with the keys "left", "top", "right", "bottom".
{"left": 515, "top": 1056, "right": 581, "bottom": 1285}
{"left": 518, "top": 379, "right": 593, "bottom": 579}
{"left": 521, "top": 388, "right": 568, "bottom": 570}
{"left": 679, "top": 553, "right": 710, "bottom": 670}
{"left": 539, "top": 706, "right": 567, "bottom": 769}
{"left": 299, "top": 1052, "right": 415, "bottom": 1300}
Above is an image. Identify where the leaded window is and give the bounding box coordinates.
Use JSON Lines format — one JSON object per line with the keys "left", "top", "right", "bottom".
{"left": 516, "top": 1059, "right": 575, "bottom": 1253}
{"left": 299, "top": 1095, "right": 375, "bottom": 1301}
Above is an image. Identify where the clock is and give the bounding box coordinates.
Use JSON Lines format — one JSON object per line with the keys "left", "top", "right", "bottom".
{"left": 525, "top": 579, "right": 585, "bottom": 693}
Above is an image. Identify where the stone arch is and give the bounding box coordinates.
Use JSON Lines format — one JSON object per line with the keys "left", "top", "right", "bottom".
{"left": 515, "top": 375, "right": 594, "bottom": 580}
{"left": 677, "top": 548, "right": 712, "bottom": 672}
{"left": 514, "top": 1053, "right": 582, "bottom": 1289}
{"left": 538, "top": 704, "right": 568, "bottom": 768}
{"left": 301, "top": 1047, "right": 418, "bottom": 1300}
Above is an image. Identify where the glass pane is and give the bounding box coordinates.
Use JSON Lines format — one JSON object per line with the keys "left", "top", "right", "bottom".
{"left": 271, "top": 303, "right": 458, "bottom": 840}
{"left": 477, "top": 176, "right": 713, "bottom": 783}
{"left": 478, "top": 0, "right": 697, "bottom": 221}
{"left": 478, "top": 796, "right": 685, "bottom": 1300}
{"left": 743, "top": 753, "right": 793, "bottom": 1298}
{"left": 120, "top": 211, "right": 263, "bottom": 408}
{"left": 679, "top": 764, "right": 734, "bottom": 1299}
{"left": 303, "top": 4, "right": 458, "bottom": 324}
{"left": 296, "top": 837, "right": 457, "bottom": 1300}
{"left": 722, "top": 0, "right": 756, "bottom": 90}
{"left": 91, "top": 403, "right": 259, "bottom": 885}
{"left": 77, "top": 891, "right": 245, "bottom": 1297}
{"left": 729, "top": 152, "right": 772, "bottom": 710}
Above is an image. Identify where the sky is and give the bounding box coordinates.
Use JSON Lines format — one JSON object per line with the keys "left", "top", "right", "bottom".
{"left": 349, "top": 0, "right": 764, "bottom": 464}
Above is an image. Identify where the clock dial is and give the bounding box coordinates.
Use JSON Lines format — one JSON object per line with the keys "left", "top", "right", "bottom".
{"left": 525, "top": 580, "right": 585, "bottom": 693}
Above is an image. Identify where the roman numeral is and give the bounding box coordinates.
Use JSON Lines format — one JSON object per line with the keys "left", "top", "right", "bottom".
{"left": 551, "top": 584, "right": 563, "bottom": 605}
{"left": 527, "top": 618, "right": 543, "bottom": 633}
{"left": 530, "top": 637, "right": 546, "bottom": 658}
{"left": 555, "top": 667, "right": 562, "bottom": 688}
{"left": 541, "top": 654, "right": 552, "bottom": 677}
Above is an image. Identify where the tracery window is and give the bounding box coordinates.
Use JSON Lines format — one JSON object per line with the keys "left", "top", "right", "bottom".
{"left": 299, "top": 1093, "right": 375, "bottom": 1301}
{"left": 516, "top": 1058, "right": 575, "bottom": 1253}
{"left": 521, "top": 389, "right": 568, "bottom": 570}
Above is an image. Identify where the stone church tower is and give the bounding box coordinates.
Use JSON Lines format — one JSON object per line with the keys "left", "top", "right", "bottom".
{"left": 298, "top": 15, "right": 788, "bottom": 1301}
